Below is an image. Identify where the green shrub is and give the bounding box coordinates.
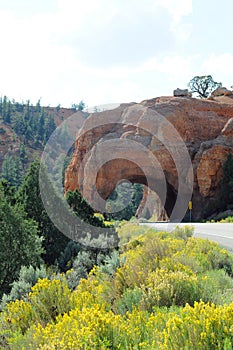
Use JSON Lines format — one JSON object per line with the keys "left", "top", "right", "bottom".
{"left": 220, "top": 216, "right": 233, "bottom": 223}
{"left": 199, "top": 269, "right": 233, "bottom": 304}
{"left": 0, "top": 265, "right": 47, "bottom": 310}
{"left": 140, "top": 268, "right": 200, "bottom": 311}
{"left": 115, "top": 287, "right": 142, "bottom": 314}
{"left": 65, "top": 251, "right": 96, "bottom": 290}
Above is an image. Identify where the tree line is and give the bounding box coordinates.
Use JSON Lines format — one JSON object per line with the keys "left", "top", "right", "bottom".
{"left": 0, "top": 97, "right": 57, "bottom": 146}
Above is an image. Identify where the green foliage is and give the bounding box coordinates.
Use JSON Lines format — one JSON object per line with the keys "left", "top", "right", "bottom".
{"left": 1, "top": 155, "right": 24, "bottom": 188}
{"left": 66, "top": 189, "right": 105, "bottom": 227}
{"left": 2, "top": 228, "right": 233, "bottom": 349}
{"left": 2, "top": 277, "right": 73, "bottom": 336}
{"left": 1, "top": 96, "right": 8, "bottom": 122}
{"left": 65, "top": 189, "right": 120, "bottom": 251}
{"left": 220, "top": 216, "right": 233, "bottom": 222}
{"left": 0, "top": 265, "right": 47, "bottom": 309}
{"left": 66, "top": 251, "right": 96, "bottom": 290}
{"left": 71, "top": 100, "right": 86, "bottom": 111}
{"left": 16, "top": 160, "right": 70, "bottom": 265}
{"left": 116, "top": 221, "right": 152, "bottom": 244}
{"left": 0, "top": 96, "right": 57, "bottom": 148}
{"left": 0, "top": 184, "right": 43, "bottom": 296}
{"left": 19, "top": 143, "right": 27, "bottom": 165}
{"left": 106, "top": 182, "right": 143, "bottom": 221}
{"left": 188, "top": 75, "right": 222, "bottom": 98}
{"left": 99, "top": 250, "right": 121, "bottom": 276}
{"left": 15, "top": 160, "right": 118, "bottom": 270}
{"left": 43, "top": 115, "right": 56, "bottom": 144}
{"left": 57, "top": 240, "right": 82, "bottom": 272}
{"left": 0, "top": 179, "right": 16, "bottom": 205}
{"left": 199, "top": 269, "right": 233, "bottom": 304}
{"left": 29, "top": 277, "right": 73, "bottom": 324}
{"left": 115, "top": 287, "right": 143, "bottom": 314}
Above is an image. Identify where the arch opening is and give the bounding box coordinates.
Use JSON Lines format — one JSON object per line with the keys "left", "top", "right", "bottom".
{"left": 95, "top": 159, "right": 177, "bottom": 221}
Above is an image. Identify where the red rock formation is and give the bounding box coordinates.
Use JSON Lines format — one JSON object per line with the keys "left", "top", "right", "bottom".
{"left": 65, "top": 96, "right": 233, "bottom": 220}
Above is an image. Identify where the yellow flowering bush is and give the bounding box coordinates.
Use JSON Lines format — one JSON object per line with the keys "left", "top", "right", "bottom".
{"left": 1, "top": 227, "right": 233, "bottom": 349}
{"left": 2, "top": 299, "right": 34, "bottom": 334}
{"left": 162, "top": 301, "right": 233, "bottom": 350}
{"left": 29, "top": 277, "right": 73, "bottom": 325}
{"left": 140, "top": 268, "right": 200, "bottom": 310}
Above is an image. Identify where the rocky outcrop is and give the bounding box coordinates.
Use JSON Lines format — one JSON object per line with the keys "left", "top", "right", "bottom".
{"left": 173, "top": 88, "right": 192, "bottom": 97}
{"left": 65, "top": 96, "right": 233, "bottom": 220}
{"left": 211, "top": 87, "right": 232, "bottom": 97}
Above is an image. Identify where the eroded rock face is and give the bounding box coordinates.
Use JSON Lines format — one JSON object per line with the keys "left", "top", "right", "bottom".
{"left": 65, "top": 96, "right": 233, "bottom": 220}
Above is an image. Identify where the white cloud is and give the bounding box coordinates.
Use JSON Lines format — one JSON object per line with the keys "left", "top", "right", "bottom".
{"left": 156, "top": 0, "right": 192, "bottom": 23}
{"left": 0, "top": 0, "right": 194, "bottom": 107}
{"left": 156, "top": 0, "right": 193, "bottom": 42}
{"left": 200, "top": 53, "right": 233, "bottom": 89}
{"left": 202, "top": 53, "right": 233, "bottom": 76}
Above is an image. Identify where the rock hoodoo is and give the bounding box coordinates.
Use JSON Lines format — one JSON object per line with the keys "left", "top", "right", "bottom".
{"left": 65, "top": 95, "right": 233, "bottom": 220}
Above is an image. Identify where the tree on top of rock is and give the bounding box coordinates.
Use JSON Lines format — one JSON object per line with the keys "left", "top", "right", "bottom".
{"left": 188, "top": 75, "right": 222, "bottom": 98}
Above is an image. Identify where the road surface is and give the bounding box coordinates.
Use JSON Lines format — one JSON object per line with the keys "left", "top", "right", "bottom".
{"left": 142, "top": 222, "right": 233, "bottom": 251}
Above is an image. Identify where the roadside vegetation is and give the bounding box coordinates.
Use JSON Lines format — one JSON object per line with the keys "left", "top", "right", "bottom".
{"left": 1, "top": 222, "right": 233, "bottom": 349}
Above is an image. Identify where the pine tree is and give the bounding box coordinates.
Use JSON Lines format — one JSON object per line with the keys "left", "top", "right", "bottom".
{"left": 2, "top": 96, "right": 7, "bottom": 121}
{"left": 0, "top": 96, "right": 2, "bottom": 118}
{"left": 19, "top": 143, "right": 28, "bottom": 165}
{"left": 0, "top": 184, "right": 43, "bottom": 295}
{"left": 24, "top": 100, "right": 31, "bottom": 122}
{"left": 1, "top": 155, "right": 24, "bottom": 188}
{"left": 16, "top": 160, "right": 70, "bottom": 265}
{"left": 43, "top": 116, "right": 56, "bottom": 144}
{"left": 38, "top": 108, "right": 45, "bottom": 142}
{"left": 36, "top": 99, "right": 41, "bottom": 113}
{"left": 4, "top": 100, "right": 12, "bottom": 123}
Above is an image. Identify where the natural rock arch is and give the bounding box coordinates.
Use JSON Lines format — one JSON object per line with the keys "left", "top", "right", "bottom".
{"left": 65, "top": 96, "right": 233, "bottom": 221}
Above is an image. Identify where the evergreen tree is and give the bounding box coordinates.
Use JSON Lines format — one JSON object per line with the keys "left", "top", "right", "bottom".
{"left": 38, "top": 108, "right": 45, "bottom": 141}
{"left": 1, "top": 155, "right": 24, "bottom": 188}
{"left": 43, "top": 116, "right": 56, "bottom": 144}
{"left": 77, "top": 100, "right": 85, "bottom": 111}
{"left": 0, "top": 179, "right": 16, "bottom": 205}
{"left": 36, "top": 99, "right": 41, "bottom": 113}
{"left": 16, "top": 160, "right": 70, "bottom": 265}
{"left": 65, "top": 189, "right": 118, "bottom": 250}
{"left": 0, "top": 184, "right": 43, "bottom": 295}
{"left": 4, "top": 100, "right": 12, "bottom": 123}
{"left": 13, "top": 114, "right": 27, "bottom": 137}
{"left": 66, "top": 190, "right": 101, "bottom": 225}
{"left": 24, "top": 100, "right": 31, "bottom": 122}
{"left": 2, "top": 96, "right": 7, "bottom": 121}
{"left": 19, "top": 143, "right": 28, "bottom": 165}
{"left": 0, "top": 96, "right": 2, "bottom": 117}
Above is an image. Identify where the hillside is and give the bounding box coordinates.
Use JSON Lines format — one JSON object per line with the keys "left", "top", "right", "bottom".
{"left": 0, "top": 97, "right": 86, "bottom": 185}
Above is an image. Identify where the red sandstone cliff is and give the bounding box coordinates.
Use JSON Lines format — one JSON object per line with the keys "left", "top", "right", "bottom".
{"left": 65, "top": 96, "right": 233, "bottom": 220}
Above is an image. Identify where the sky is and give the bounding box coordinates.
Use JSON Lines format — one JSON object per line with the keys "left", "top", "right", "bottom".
{"left": 0, "top": 0, "right": 233, "bottom": 109}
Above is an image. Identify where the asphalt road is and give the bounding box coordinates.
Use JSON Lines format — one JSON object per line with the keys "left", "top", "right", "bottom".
{"left": 142, "top": 222, "right": 233, "bottom": 251}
